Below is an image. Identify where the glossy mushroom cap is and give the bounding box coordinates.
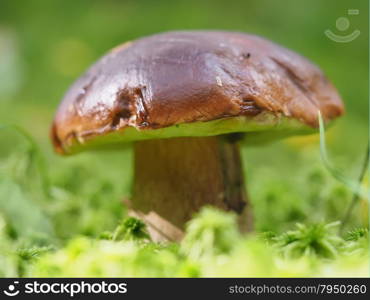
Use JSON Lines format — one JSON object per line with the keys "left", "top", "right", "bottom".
{"left": 51, "top": 31, "right": 344, "bottom": 154}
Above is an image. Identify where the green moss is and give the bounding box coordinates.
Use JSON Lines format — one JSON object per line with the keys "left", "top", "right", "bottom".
{"left": 29, "top": 208, "right": 369, "bottom": 277}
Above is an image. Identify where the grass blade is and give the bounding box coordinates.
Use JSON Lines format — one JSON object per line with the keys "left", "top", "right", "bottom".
{"left": 0, "top": 124, "right": 50, "bottom": 198}
{"left": 318, "top": 112, "right": 369, "bottom": 231}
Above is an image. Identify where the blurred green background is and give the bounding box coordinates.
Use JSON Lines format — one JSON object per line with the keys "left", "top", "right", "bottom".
{"left": 0, "top": 0, "right": 368, "bottom": 271}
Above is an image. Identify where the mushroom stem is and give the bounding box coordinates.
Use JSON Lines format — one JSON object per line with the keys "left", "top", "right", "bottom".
{"left": 130, "top": 136, "right": 252, "bottom": 242}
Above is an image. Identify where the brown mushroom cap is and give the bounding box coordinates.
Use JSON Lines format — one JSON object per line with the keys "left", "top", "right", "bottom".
{"left": 51, "top": 31, "right": 344, "bottom": 154}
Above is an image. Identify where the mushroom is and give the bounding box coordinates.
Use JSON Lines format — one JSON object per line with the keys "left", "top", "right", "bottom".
{"left": 51, "top": 31, "right": 344, "bottom": 242}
